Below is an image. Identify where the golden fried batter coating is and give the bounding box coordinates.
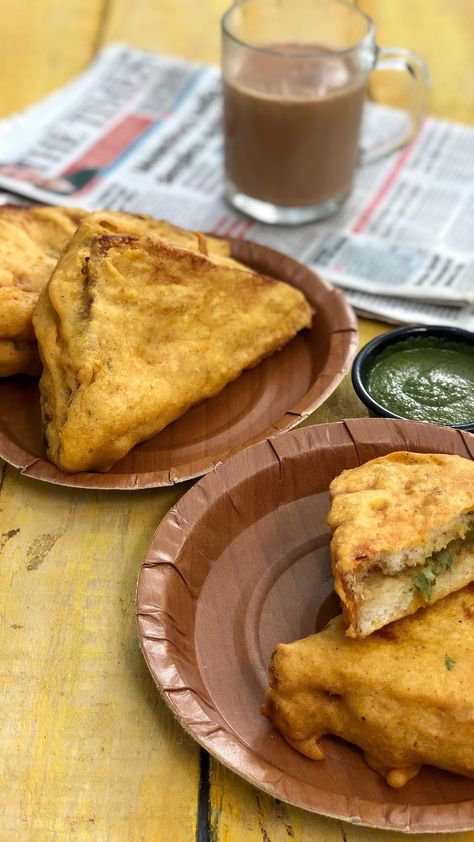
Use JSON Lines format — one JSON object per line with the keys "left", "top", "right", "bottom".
{"left": 0, "top": 207, "right": 229, "bottom": 376}
{"left": 0, "top": 205, "right": 86, "bottom": 372}
{"left": 0, "top": 338, "right": 41, "bottom": 377}
{"left": 0, "top": 205, "right": 85, "bottom": 260}
{"left": 33, "top": 210, "right": 242, "bottom": 461}
{"left": 34, "top": 217, "right": 312, "bottom": 472}
{"left": 264, "top": 585, "right": 474, "bottom": 787}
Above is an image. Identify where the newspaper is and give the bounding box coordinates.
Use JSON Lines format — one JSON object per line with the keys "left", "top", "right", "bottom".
{"left": 0, "top": 43, "right": 473, "bottom": 329}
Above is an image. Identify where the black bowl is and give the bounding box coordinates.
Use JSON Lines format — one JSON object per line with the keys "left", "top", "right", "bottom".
{"left": 352, "top": 325, "right": 474, "bottom": 432}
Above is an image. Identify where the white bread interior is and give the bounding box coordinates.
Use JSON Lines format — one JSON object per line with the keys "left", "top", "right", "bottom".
{"left": 352, "top": 514, "right": 474, "bottom": 637}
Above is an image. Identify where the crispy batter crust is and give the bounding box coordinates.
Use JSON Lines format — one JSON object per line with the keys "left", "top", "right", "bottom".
{"left": 33, "top": 210, "right": 243, "bottom": 464}
{"left": 264, "top": 585, "right": 474, "bottom": 787}
{"left": 0, "top": 207, "right": 224, "bottom": 375}
{"left": 34, "top": 214, "right": 312, "bottom": 472}
{"left": 0, "top": 338, "right": 41, "bottom": 377}
{"left": 0, "top": 205, "right": 86, "bottom": 372}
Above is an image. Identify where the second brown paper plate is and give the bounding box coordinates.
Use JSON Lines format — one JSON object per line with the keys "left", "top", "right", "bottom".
{"left": 137, "top": 418, "right": 474, "bottom": 833}
{"left": 0, "top": 239, "right": 357, "bottom": 489}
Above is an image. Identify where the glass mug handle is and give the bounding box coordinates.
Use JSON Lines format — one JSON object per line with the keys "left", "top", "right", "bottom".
{"left": 360, "top": 46, "right": 430, "bottom": 164}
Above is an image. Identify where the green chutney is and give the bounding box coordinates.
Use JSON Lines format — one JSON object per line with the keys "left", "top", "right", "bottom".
{"left": 366, "top": 337, "right": 474, "bottom": 426}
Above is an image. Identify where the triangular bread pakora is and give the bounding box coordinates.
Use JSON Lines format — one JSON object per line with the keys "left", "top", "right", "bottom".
{"left": 33, "top": 213, "right": 312, "bottom": 472}
{"left": 264, "top": 585, "right": 474, "bottom": 787}
{"left": 0, "top": 206, "right": 85, "bottom": 374}
{"left": 33, "top": 210, "right": 240, "bottom": 464}
{"left": 0, "top": 338, "right": 41, "bottom": 377}
{"left": 327, "top": 451, "right": 474, "bottom": 638}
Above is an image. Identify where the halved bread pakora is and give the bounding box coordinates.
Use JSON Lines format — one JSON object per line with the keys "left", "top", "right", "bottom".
{"left": 34, "top": 219, "right": 312, "bottom": 472}
{"left": 263, "top": 585, "right": 474, "bottom": 787}
{"left": 328, "top": 451, "right": 474, "bottom": 638}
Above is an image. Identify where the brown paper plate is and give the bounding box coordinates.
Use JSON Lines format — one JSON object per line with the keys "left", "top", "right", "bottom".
{"left": 137, "top": 417, "right": 474, "bottom": 833}
{"left": 0, "top": 239, "right": 357, "bottom": 490}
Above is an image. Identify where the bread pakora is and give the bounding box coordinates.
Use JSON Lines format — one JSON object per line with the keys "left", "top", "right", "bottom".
{"left": 0, "top": 206, "right": 227, "bottom": 376}
{"left": 0, "top": 338, "right": 41, "bottom": 377}
{"left": 327, "top": 451, "right": 474, "bottom": 638}
{"left": 263, "top": 585, "right": 474, "bottom": 787}
{"left": 33, "top": 210, "right": 240, "bottom": 464}
{"left": 0, "top": 205, "right": 85, "bottom": 340}
{"left": 0, "top": 205, "right": 85, "bottom": 373}
{"left": 34, "top": 217, "right": 312, "bottom": 472}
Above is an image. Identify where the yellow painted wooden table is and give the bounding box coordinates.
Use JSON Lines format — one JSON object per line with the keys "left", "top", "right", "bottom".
{"left": 0, "top": 2, "right": 473, "bottom": 840}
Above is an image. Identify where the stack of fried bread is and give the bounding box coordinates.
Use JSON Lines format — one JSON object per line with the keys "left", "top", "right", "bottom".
{"left": 0, "top": 205, "right": 236, "bottom": 379}
{"left": 0, "top": 205, "right": 85, "bottom": 376}
{"left": 32, "top": 209, "right": 313, "bottom": 472}
{"left": 264, "top": 451, "right": 474, "bottom": 787}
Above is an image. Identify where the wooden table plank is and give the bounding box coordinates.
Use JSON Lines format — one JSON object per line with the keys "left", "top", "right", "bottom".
{"left": 102, "top": 0, "right": 229, "bottom": 64}
{"left": 0, "top": 466, "right": 200, "bottom": 841}
{"left": 0, "top": 6, "right": 202, "bottom": 836}
{"left": 209, "top": 765, "right": 474, "bottom": 842}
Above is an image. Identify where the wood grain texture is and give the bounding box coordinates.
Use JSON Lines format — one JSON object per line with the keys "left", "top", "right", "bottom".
{"left": 0, "top": 0, "right": 472, "bottom": 839}
{"left": 209, "top": 767, "right": 474, "bottom": 842}
{"left": 0, "top": 465, "right": 199, "bottom": 841}
{"left": 359, "top": 0, "right": 474, "bottom": 124}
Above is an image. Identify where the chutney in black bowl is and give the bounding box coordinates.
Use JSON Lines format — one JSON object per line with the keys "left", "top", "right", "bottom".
{"left": 352, "top": 325, "right": 474, "bottom": 432}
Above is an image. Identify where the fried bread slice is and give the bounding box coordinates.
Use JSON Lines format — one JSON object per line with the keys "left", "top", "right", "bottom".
{"left": 328, "top": 451, "right": 474, "bottom": 638}
{"left": 34, "top": 230, "right": 312, "bottom": 472}
{"left": 0, "top": 205, "right": 86, "bottom": 260}
{"left": 0, "top": 287, "right": 40, "bottom": 340}
{"left": 0, "top": 206, "right": 86, "bottom": 352}
{"left": 263, "top": 585, "right": 474, "bottom": 787}
{"left": 0, "top": 338, "right": 41, "bottom": 377}
{"left": 33, "top": 210, "right": 240, "bottom": 458}
{"left": 0, "top": 207, "right": 229, "bottom": 371}
{"left": 39, "top": 210, "right": 236, "bottom": 368}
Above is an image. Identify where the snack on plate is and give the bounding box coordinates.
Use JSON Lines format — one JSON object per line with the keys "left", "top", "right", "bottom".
{"left": 263, "top": 585, "right": 474, "bottom": 787}
{"left": 0, "top": 206, "right": 231, "bottom": 377}
{"left": 0, "top": 205, "right": 86, "bottom": 375}
{"left": 328, "top": 451, "right": 474, "bottom": 638}
{"left": 33, "top": 212, "right": 312, "bottom": 472}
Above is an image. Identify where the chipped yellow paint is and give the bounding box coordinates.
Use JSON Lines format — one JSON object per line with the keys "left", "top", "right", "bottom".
{"left": 0, "top": 466, "right": 199, "bottom": 841}
{"left": 25, "top": 532, "right": 61, "bottom": 571}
